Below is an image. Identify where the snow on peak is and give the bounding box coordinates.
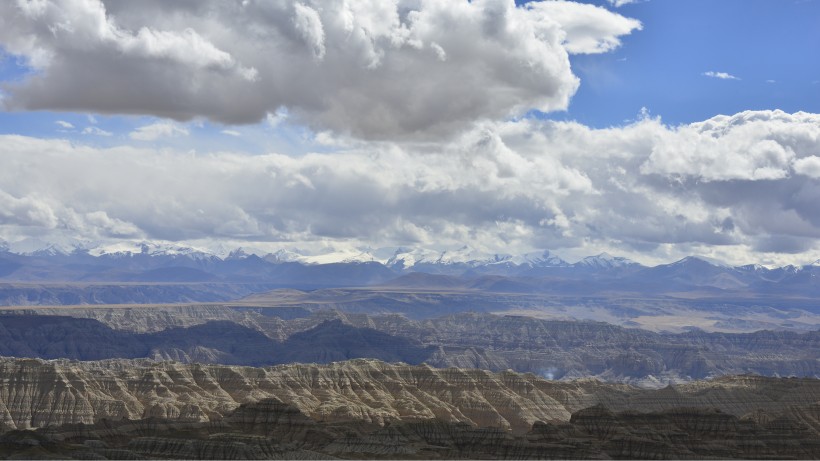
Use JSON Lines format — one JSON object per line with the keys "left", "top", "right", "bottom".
{"left": 8, "top": 237, "right": 91, "bottom": 256}
{"left": 669, "top": 255, "right": 730, "bottom": 268}
{"left": 32, "top": 244, "right": 74, "bottom": 257}
{"left": 738, "top": 263, "right": 768, "bottom": 272}
{"left": 435, "top": 245, "right": 504, "bottom": 266}
{"left": 576, "top": 252, "right": 637, "bottom": 269}
{"left": 386, "top": 246, "right": 512, "bottom": 269}
{"left": 299, "top": 248, "right": 378, "bottom": 265}
{"left": 90, "top": 241, "right": 213, "bottom": 259}
{"left": 509, "top": 250, "right": 569, "bottom": 267}
{"left": 263, "top": 249, "right": 304, "bottom": 264}
{"left": 386, "top": 248, "right": 441, "bottom": 269}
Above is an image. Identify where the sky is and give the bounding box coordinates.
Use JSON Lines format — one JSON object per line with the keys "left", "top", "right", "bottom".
{"left": 0, "top": 0, "right": 819, "bottom": 266}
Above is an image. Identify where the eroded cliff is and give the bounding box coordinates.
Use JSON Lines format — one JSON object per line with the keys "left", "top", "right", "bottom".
{"left": 2, "top": 357, "right": 820, "bottom": 435}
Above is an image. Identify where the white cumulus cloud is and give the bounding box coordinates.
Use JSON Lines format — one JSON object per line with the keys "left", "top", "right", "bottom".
{"left": 1, "top": 110, "right": 820, "bottom": 265}
{"left": 793, "top": 156, "right": 820, "bottom": 179}
{"left": 531, "top": 1, "right": 642, "bottom": 54}
{"left": 129, "top": 122, "right": 189, "bottom": 141}
{"left": 0, "top": 0, "right": 640, "bottom": 139}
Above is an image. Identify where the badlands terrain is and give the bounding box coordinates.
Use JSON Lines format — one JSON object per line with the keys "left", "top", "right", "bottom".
{"left": 2, "top": 358, "right": 820, "bottom": 459}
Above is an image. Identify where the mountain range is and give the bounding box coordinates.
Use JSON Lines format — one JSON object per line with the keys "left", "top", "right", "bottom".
{"left": 4, "top": 237, "right": 816, "bottom": 272}
{"left": 2, "top": 240, "right": 820, "bottom": 299}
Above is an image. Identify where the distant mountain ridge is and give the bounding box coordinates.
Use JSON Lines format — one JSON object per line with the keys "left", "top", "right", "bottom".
{"left": 2, "top": 237, "right": 817, "bottom": 272}
{"left": 4, "top": 239, "right": 820, "bottom": 301}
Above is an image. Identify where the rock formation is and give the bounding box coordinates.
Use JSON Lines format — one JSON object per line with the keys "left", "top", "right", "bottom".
{"left": 1, "top": 384, "right": 820, "bottom": 459}
{"left": 3, "top": 310, "right": 819, "bottom": 385}
{"left": 2, "top": 357, "right": 820, "bottom": 433}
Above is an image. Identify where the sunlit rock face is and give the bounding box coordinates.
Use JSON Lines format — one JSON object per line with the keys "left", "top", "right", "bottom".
{"left": 1, "top": 358, "right": 820, "bottom": 459}
{"left": 2, "top": 358, "right": 820, "bottom": 434}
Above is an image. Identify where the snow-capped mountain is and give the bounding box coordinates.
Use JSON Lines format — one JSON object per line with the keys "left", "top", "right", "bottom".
{"left": 665, "top": 255, "right": 732, "bottom": 269}
{"left": 737, "top": 264, "right": 768, "bottom": 273}
{"left": 574, "top": 252, "right": 638, "bottom": 270}
{"left": 5, "top": 238, "right": 820, "bottom": 298}
{"left": 6, "top": 238, "right": 820, "bottom": 280}
{"left": 7, "top": 237, "right": 92, "bottom": 256}
{"left": 298, "top": 248, "right": 379, "bottom": 265}
{"left": 507, "top": 250, "right": 569, "bottom": 268}
{"left": 386, "top": 245, "right": 522, "bottom": 272}
{"left": 90, "top": 241, "right": 214, "bottom": 260}
{"left": 434, "top": 245, "right": 503, "bottom": 265}
{"left": 386, "top": 248, "right": 442, "bottom": 270}
{"left": 263, "top": 249, "right": 305, "bottom": 264}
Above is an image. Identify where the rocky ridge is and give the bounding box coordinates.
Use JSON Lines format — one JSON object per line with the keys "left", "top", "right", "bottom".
{"left": 2, "top": 358, "right": 820, "bottom": 434}
{"left": 3, "top": 309, "right": 819, "bottom": 386}
{"left": 1, "top": 359, "right": 820, "bottom": 459}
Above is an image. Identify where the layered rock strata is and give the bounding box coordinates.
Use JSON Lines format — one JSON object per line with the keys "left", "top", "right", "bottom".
{"left": 2, "top": 357, "right": 820, "bottom": 436}
{"left": 3, "top": 310, "right": 820, "bottom": 385}
{"left": 2, "top": 397, "right": 820, "bottom": 459}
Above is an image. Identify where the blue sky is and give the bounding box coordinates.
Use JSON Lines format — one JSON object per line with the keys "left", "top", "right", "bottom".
{"left": 545, "top": 0, "right": 820, "bottom": 126}
{"left": 563, "top": 0, "right": 820, "bottom": 264}
{"left": 1, "top": 0, "right": 820, "bottom": 265}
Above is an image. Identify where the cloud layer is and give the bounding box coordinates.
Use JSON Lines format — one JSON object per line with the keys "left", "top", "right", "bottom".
{"left": 1, "top": 2, "right": 817, "bottom": 265}
{"left": 1, "top": 110, "right": 819, "bottom": 265}
{"left": 0, "top": 0, "right": 639, "bottom": 139}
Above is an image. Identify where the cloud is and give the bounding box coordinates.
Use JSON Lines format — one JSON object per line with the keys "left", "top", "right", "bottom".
{"left": 703, "top": 71, "right": 740, "bottom": 80}
{"left": 530, "top": 1, "right": 642, "bottom": 54}
{"left": 292, "top": 3, "right": 326, "bottom": 60}
{"left": 82, "top": 126, "right": 112, "bottom": 136}
{"left": 129, "top": 122, "right": 188, "bottom": 141}
{"left": 1, "top": 110, "right": 820, "bottom": 265}
{"left": 641, "top": 111, "right": 820, "bottom": 182}
{"left": 55, "top": 120, "right": 74, "bottom": 129}
{"left": 0, "top": 0, "right": 639, "bottom": 139}
{"left": 221, "top": 129, "right": 241, "bottom": 137}
{"left": 0, "top": 189, "right": 59, "bottom": 228}
{"left": 607, "top": 0, "right": 642, "bottom": 6}
{"left": 793, "top": 156, "right": 820, "bottom": 178}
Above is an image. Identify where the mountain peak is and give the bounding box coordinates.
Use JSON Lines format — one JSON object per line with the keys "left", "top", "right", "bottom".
{"left": 670, "top": 255, "right": 730, "bottom": 268}
{"left": 299, "top": 248, "right": 378, "bottom": 265}
{"left": 738, "top": 263, "right": 768, "bottom": 272}
{"left": 226, "top": 248, "right": 250, "bottom": 260}
{"left": 263, "top": 249, "right": 303, "bottom": 264}
{"left": 509, "top": 250, "right": 568, "bottom": 267}
{"left": 576, "top": 252, "right": 637, "bottom": 269}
